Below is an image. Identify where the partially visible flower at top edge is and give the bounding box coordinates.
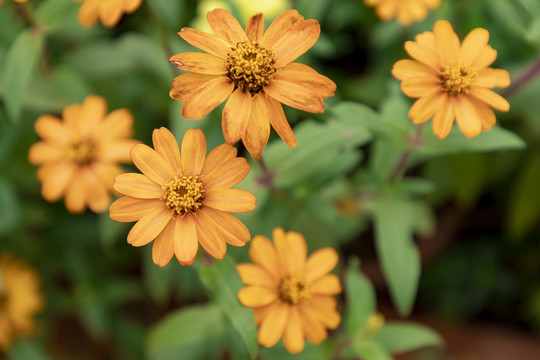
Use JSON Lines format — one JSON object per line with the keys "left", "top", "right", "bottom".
{"left": 76, "top": 0, "right": 143, "bottom": 28}
{"left": 109, "top": 127, "right": 256, "bottom": 267}
{"left": 28, "top": 95, "right": 140, "bottom": 214}
{"left": 392, "top": 20, "right": 510, "bottom": 139}
{"left": 0, "top": 0, "right": 28, "bottom": 5}
{"left": 169, "top": 8, "right": 336, "bottom": 159}
{"left": 0, "top": 254, "right": 45, "bottom": 351}
{"left": 237, "top": 228, "right": 341, "bottom": 354}
{"left": 364, "top": 0, "right": 441, "bottom": 26}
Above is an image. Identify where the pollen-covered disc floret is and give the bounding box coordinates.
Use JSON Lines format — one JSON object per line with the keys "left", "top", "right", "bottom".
{"left": 439, "top": 62, "right": 477, "bottom": 95}
{"left": 278, "top": 275, "right": 311, "bottom": 305}
{"left": 226, "top": 41, "right": 276, "bottom": 93}
{"left": 67, "top": 140, "right": 95, "bottom": 165}
{"left": 162, "top": 174, "right": 205, "bottom": 216}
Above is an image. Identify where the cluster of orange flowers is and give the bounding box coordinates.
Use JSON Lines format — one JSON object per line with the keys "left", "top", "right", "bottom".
{"left": 14, "top": 0, "right": 511, "bottom": 354}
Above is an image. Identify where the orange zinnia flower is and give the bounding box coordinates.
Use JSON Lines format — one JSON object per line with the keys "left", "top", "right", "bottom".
{"left": 0, "top": 254, "right": 44, "bottom": 351}
{"left": 76, "top": 0, "right": 142, "bottom": 28}
{"left": 109, "top": 128, "right": 256, "bottom": 267}
{"left": 364, "top": 0, "right": 441, "bottom": 26}
{"left": 28, "top": 95, "right": 139, "bottom": 214}
{"left": 237, "top": 228, "right": 341, "bottom": 354}
{"left": 169, "top": 9, "right": 336, "bottom": 159}
{"left": 392, "top": 20, "right": 511, "bottom": 139}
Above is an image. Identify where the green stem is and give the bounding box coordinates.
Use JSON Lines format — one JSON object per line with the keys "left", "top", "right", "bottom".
{"left": 145, "top": 2, "right": 174, "bottom": 65}
{"left": 256, "top": 156, "right": 285, "bottom": 198}
{"left": 388, "top": 124, "right": 424, "bottom": 183}
{"left": 501, "top": 54, "right": 540, "bottom": 98}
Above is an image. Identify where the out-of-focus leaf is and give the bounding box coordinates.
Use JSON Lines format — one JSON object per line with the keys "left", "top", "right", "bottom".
{"left": 373, "top": 195, "right": 420, "bottom": 316}
{"left": 261, "top": 341, "right": 332, "bottom": 360}
{"left": 35, "top": 0, "right": 79, "bottom": 33}
{"left": 2, "top": 29, "right": 44, "bottom": 122}
{"left": 346, "top": 340, "right": 392, "bottom": 360}
{"left": 344, "top": 257, "right": 376, "bottom": 336}
{"left": 0, "top": 177, "right": 20, "bottom": 236}
{"left": 146, "top": 304, "right": 226, "bottom": 360}
{"left": 97, "top": 211, "right": 129, "bottom": 251}
{"left": 147, "top": 0, "right": 187, "bottom": 30}
{"left": 375, "top": 322, "right": 442, "bottom": 354}
{"left": 417, "top": 126, "right": 525, "bottom": 157}
{"left": 143, "top": 246, "right": 172, "bottom": 304}
{"left": 489, "top": 0, "right": 528, "bottom": 40}
{"left": 199, "top": 256, "right": 258, "bottom": 359}
{"left": 10, "top": 341, "right": 52, "bottom": 360}
{"left": 508, "top": 154, "right": 540, "bottom": 238}
{"left": 264, "top": 119, "right": 372, "bottom": 188}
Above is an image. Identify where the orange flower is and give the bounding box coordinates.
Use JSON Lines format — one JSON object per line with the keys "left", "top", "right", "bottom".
{"left": 364, "top": 0, "right": 441, "bottom": 26}
{"left": 76, "top": 0, "right": 142, "bottom": 28}
{"left": 28, "top": 95, "right": 139, "bottom": 214}
{"left": 237, "top": 228, "right": 341, "bottom": 354}
{"left": 109, "top": 128, "right": 256, "bottom": 267}
{"left": 169, "top": 9, "right": 336, "bottom": 159}
{"left": 392, "top": 20, "right": 511, "bottom": 139}
{"left": 0, "top": 254, "right": 44, "bottom": 351}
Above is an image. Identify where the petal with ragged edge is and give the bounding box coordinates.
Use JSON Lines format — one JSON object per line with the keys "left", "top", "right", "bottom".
{"left": 181, "top": 77, "right": 234, "bottom": 119}
{"left": 260, "top": 10, "right": 304, "bottom": 48}
{"left": 169, "top": 52, "right": 227, "bottom": 75}
{"left": 246, "top": 13, "right": 264, "bottom": 42}
{"left": 222, "top": 88, "right": 252, "bottom": 144}
{"left": 272, "top": 19, "right": 320, "bottom": 68}
{"left": 206, "top": 8, "right": 248, "bottom": 45}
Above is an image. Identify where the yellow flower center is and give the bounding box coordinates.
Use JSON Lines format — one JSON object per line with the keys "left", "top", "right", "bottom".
{"left": 278, "top": 275, "right": 311, "bottom": 305}
{"left": 68, "top": 140, "right": 95, "bottom": 165}
{"left": 161, "top": 174, "right": 205, "bottom": 216}
{"left": 439, "top": 62, "right": 477, "bottom": 95}
{"left": 226, "top": 41, "right": 276, "bottom": 93}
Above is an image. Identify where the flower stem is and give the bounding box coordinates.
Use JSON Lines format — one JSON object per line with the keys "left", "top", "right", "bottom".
{"left": 388, "top": 124, "right": 424, "bottom": 183}
{"left": 256, "top": 156, "right": 285, "bottom": 198}
{"left": 501, "top": 54, "right": 540, "bottom": 98}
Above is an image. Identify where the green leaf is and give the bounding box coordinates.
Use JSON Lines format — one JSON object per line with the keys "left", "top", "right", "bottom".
{"left": 146, "top": 304, "right": 226, "bottom": 360}
{"left": 346, "top": 340, "right": 392, "bottom": 360}
{"left": 344, "top": 257, "right": 376, "bottom": 336}
{"left": 35, "top": 0, "right": 79, "bottom": 33}
{"left": 2, "top": 29, "right": 44, "bottom": 122}
{"left": 372, "top": 196, "right": 420, "bottom": 316}
{"left": 260, "top": 341, "right": 333, "bottom": 360}
{"left": 0, "top": 177, "right": 20, "bottom": 237}
{"left": 10, "top": 341, "right": 52, "bottom": 360}
{"left": 417, "top": 126, "right": 525, "bottom": 158}
{"left": 97, "top": 211, "right": 129, "bottom": 251}
{"left": 199, "top": 256, "right": 258, "bottom": 359}
{"left": 375, "top": 322, "right": 442, "bottom": 354}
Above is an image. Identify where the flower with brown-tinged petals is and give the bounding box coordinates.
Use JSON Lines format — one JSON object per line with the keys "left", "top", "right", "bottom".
{"left": 76, "top": 0, "right": 142, "bottom": 28}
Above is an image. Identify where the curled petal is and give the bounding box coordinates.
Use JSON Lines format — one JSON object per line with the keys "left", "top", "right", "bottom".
{"left": 206, "top": 8, "right": 248, "bottom": 45}
{"left": 246, "top": 13, "right": 264, "bottom": 42}
{"left": 169, "top": 52, "right": 227, "bottom": 75}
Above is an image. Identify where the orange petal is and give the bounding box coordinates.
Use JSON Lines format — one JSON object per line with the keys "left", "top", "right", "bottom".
{"left": 93, "top": 108, "right": 134, "bottom": 141}
{"left": 109, "top": 196, "right": 164, "bottom": 222}
{"left": 64, "top": 172, "right": 86, "bottom": 214}
{"left": 127, "top": 203, "right": 172, "bottom": 247}
{"left": 237, "top": 263, "right": 277, "bottom": 287}
{"left": 454, "top": 96, "right": 482, "bottom": 139}
{"left": 272, "top": 19, "right": 320, "bottom": 68}
{"left": 469, "top": 96, "right": 497, "bottom": 131}
{"left": 222, "top": 88, "right": 252, "bottom": 144}
{"left": 201, "top": 143, "right": 238, "bottom": 177}
{"left": 131, "top": 144, "right": 174, "bottom": 184}
{"left": 299, "top": 306, "right": 327, "bottom": 344}
{"left": 415, "top": 31, "right": 437, "bottom": 52}
{"left": 78, "top": 95, "right": 107, "bottom": 137}
{"left": 432, "top": 95, "right": 455, "bottom": 139}
{"left": 238, "top": 286, "right": 278, "bottom": 308}
{"left": 178, "top": 27, "right": 231, "bottom": 58}
{"left": 476, "top": 68, "right": 511, "bottom": 88}
{"left": 169, "top": 73, "right": 221, "bottom": 101}
{"left": 113, "top": 173, "right": 163, "bottom": 199}
{"left": 152, "top": 219, "right": 175, "bottom": 267}
{"left": 193, "top": 212, "right": 227, "bottom": 259}
{"left": 152, "top": 127, "right": 181, "bottom": 172}
{"left": 261, "top": 96, "right": 296, "bottom": 149}
{"left": 181, "top": 128, "right": 206, "bottom": 176}
{"left": 400, "top": 77, "right": 440, "bottom": 98}
{"left": 304, "top": 248, "right": 339, "bottom": 282}
{"left": 308, "top": 295, "right": 341, "bottom": 329}
{"left": 408, "top": 91, "right": 445, "bottom": 124}
{"left": 77, "top": 0, "right": 99, "bottom": 28}
{"left": 460, "top": 28, "right": 489, "bottom": 66}
{"left": 125, "top": 0, "right": 142, "bottom": 12}
{"left": 392, "top": 59, "right": 437, "bottom": 80}
{"left": 258, "top": 301, "right": 289, "bottom": 348}
{"left": 249, "top": 235, "right": 282, "bottom": 279}
{"left": 274, "top": 63, "right": 336, "bottom": 99}
{"left": 264, "top": 79, "right": 324, "bottom": 113}
{"left": 203, "top": 188, "right": 256, "bottom": 213}
{"left": 433, "top": 20, "right": 460, "bottom": 65}
{"left": 274, "top": 229, "right": 307, "bottom": 276}
{"left": 283, "top": 307, "right": 304, "bottom": 354}
{"left": 203, "top": 157, "right": 251, "bottom": 190}
{"left": 260, "top": 10, "right": 304, "bottom": 48}
{"left": 41, "top": 161, "right": 76, "bottom": 202}
{"left": 404, "top": 40, "right": 441, "bottom": 71}
{"left": 90, "top": 162, "right": 123, "bottom": 188}
{"left": 206, "top": 8, "right": 248, "bottom": 45}
{"left": 82, "top": 168, "right": 111, "bottom": 213}
{"left": 469, "top": 87, "right": 510, "bottom": 112}
{"left": 253, "top": 304, "right": 273, "bottom": 326}
{"left": 173, "top": 214, "right": 199, "bottom": 265}
{"left": 181, "top": 77, "right": 234, "bottom": 119}
{"left": 198, "top": 207, "right": 251, "bottom": 246}
{"left": 28, "top": 142, "right": 64, "bottom": 165}
{"left": 245, "top": 13, "right": 264, "bottom": 42}
{"left": 99, "top": 139, "right": 139, "bottom": 163}
{"left": 98, "top": 0, "right": 123, "bottom": 27}
{"left": 472, "top": 45, "right": 497, "bottom": 69}
{"left": 310, "top": 274, "right": 342, "bottom": 295}
{"left": 34, "top": 115, "right": 68, "bottom": 145}
{"left": 241, "top": 94, "right": 271, "bottom": 159}
{"left": 169, "top": 52, "right": 228, "bottom": 75}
